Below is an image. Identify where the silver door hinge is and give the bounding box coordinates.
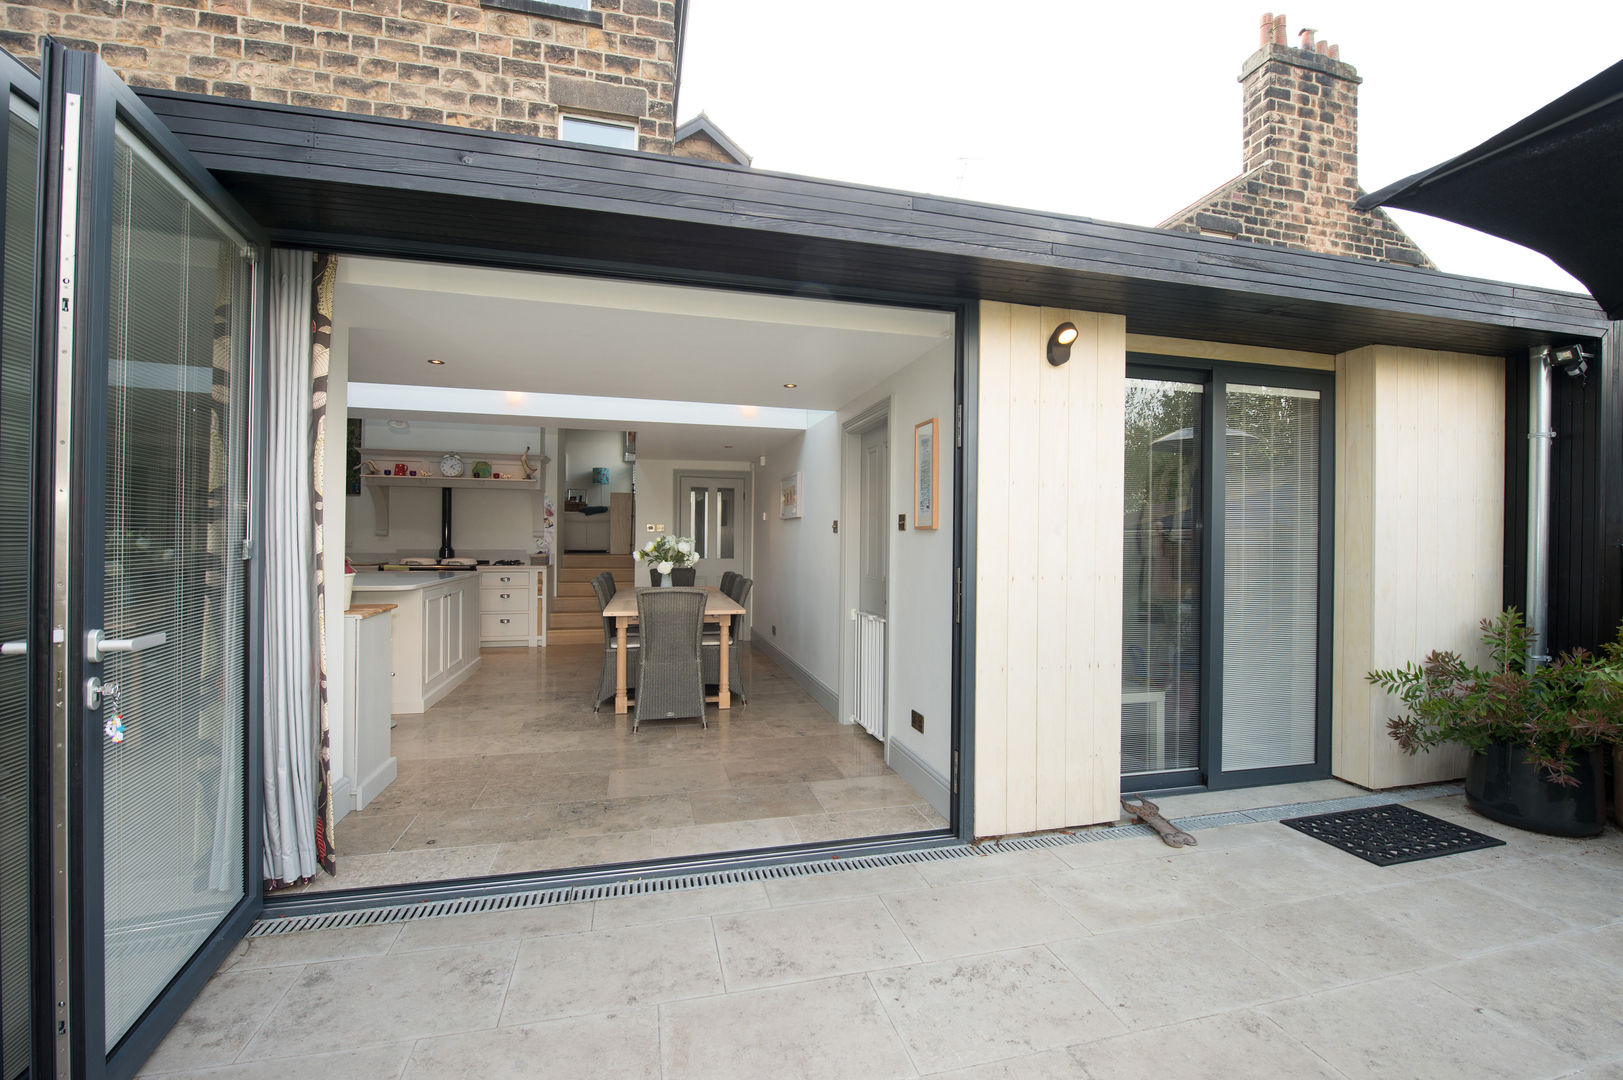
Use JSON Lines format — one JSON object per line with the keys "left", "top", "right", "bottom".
{"left": 955, "top": 404, "right": 963, "bottom": 447}
{"left": 241, "top": 539, "right": 254, "bottom": 561}
{"left": 952, "top": 750, "right": 959, "bottom": 795}
{"left": 953, "top": 566, "right": 962, "bottom": 624}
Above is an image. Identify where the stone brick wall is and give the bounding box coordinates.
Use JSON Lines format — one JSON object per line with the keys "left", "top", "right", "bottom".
{"left": 1160, "top": 13, "right": 1433, "bottom": 268}
{"left": 1, "top": 0, "right": 679, "bottom": 150}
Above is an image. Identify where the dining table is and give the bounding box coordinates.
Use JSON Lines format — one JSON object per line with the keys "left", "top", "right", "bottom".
{"left": 601, "top": 586, "right": 747, "bottom": 715}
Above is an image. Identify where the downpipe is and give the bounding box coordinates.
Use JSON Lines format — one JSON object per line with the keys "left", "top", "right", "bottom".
{"left": 1527, "top": 349, "right": 1553, "bottom": 672}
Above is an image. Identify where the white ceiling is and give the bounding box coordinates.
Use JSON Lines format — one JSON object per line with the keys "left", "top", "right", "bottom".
{"left": 337, "top": 257, "right": 953, "bottom": 458}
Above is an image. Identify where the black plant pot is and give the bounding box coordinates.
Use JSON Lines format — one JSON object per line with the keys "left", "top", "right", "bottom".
{"left": 1464, "top": 741, "right": 1607, "bottom": 837}
{"left": 671, "top": 567, "right": 696, "bottom": 586}
{"left": 648, "top": 569, "right": 664, "bottom": 586}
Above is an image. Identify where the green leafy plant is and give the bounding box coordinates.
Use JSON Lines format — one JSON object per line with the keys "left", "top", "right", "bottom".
{"left": 1368, "top": 607, "right": 1623, "bottom": 786}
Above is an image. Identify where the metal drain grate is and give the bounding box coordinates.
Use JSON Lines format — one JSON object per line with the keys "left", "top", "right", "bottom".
{"left": 250, "top": 783, "right": 1463, "bottom": 937}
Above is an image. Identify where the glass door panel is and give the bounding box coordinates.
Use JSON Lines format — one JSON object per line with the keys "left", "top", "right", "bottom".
{"left": 1220, "top": 384, "right": 1321, "bottom": 771}
{"left": 0, "top": 89, "right": 38, "bottom": 1080}
{"left": 677, "top": 474, "right": 746, "bottom": 587}
{"left": 1121, "top": 378, "right": 1203, "bottom": 780}
{"left": 100, "top": 122, "right": 252, "bottom": 1050}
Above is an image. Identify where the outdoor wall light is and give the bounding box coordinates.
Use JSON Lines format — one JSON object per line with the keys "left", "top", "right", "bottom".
{"left": 1047, "top": 322, "right": 1079, "bottom": 366}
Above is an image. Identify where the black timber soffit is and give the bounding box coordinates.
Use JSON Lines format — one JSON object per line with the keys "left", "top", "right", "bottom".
{"left": 135, "top": 90, "right": 1610, "bottom": 357}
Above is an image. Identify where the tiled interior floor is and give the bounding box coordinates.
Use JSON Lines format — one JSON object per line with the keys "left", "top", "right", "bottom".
{"left": 280, "top": 643, "right": 945, "bottom": 894}
{"left": 145, "top": 790, "right": 1623, "bottom": 1078}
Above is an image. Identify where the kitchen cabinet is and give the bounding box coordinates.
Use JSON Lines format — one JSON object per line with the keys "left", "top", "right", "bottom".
{"left": 351, "top": 571, "right": 481, "bottom": 714}
{"left": 479, "top": 565, "right": 546, "bottom": 647}
{"left": 343, "top": 605, "right": 397, "bottom": 811}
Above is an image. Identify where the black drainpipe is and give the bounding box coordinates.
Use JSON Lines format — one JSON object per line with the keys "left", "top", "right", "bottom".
{"left": 438, "top": 487, "right": 455, "bottom": 560}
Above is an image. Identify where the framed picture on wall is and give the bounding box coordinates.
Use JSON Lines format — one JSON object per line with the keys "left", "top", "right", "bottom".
{"left": 914, "top": 418, "right": 938, "bottom": 530}
{"left": 780, "top": 472, "right": 802, "bottom": 519}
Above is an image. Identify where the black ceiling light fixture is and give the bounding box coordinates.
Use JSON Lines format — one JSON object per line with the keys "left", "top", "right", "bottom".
{"left": 1047, "top": 322, "right": 1079, "bottom": 366}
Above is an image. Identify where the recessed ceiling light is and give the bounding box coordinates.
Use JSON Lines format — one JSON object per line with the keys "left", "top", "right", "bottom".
{"left": 427, "top": 358, "right": 446, "bottom": 365}
{"left": 783, "top": 382, "right": 797, "bottom": 388}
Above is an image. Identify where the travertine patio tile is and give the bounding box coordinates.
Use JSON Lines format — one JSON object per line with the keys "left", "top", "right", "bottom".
{"left": 402, "top": 1009, "right": 660, "bottom": 1080}
{"left": 500, "top": 918, "right": 723, "bottom": 1023}
{"left": 882, "top": 878, "right": 1085, "bottom": 959}
{"left": 1428, "top": 943, "right": 1623, "bottom": 1062}
{"left": 217, "top": 923, "right": 400, "bottom": 972}
{"left": 660, "top": 974, "right": 915, "bottom": 1080}
{"left": 1462, "top": 856, "right": 1623, "bottom": 927}
{"left": 1355, "top": 876, "right": 1569, "bottom": 957}
{"left": 592, "top": 881, "right": 770, "bottom": 928}
{"left": 392, "top": 901, "right": 593, "bottom": 951}
{"left": 1034, "top": 859, "right": 1233, "bottom": 932}
{"left": 1261, "top": 972, "right": 1581, "bottom": 1079}
{"left": 870, "top": 946, "right": 1124, "bottom": 1073}
{"left": 140, "top": 967, "right": 304, "bottom": 1074}
{"left": 714, "top": 896, "right": 919, "bottom": 990}
{"left": 138, "top": 1044, "right": 413, "bottom": 1079}
{"left": 1064, "top": 1010, "right": 1345, "bottom": 1080}
{"left": 1208, "top": 894, "right": 1448, "bottom": 992}
{"left": 1048, "top": 919, "right": 1302, "bottom": 1028}
{"left": 763, "top": 863, "right": 928, "bottom": 907}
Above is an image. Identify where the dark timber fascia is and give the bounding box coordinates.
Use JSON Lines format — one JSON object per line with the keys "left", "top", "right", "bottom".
{"left": 136, "top": 90, "right": 1611, "bottom": 358}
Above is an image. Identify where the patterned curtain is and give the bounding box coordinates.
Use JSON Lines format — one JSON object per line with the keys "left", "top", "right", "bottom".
{"left": 311, "top": 252, "right": 338, "bottom": 877}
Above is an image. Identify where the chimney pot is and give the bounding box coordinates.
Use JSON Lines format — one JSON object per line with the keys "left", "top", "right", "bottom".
{"left": 1272, "top": 14, "right": 1287, "bottom": 44}
{"left": 1260, "top": 12, "right": 1275, "bottom": 49}
{"left": 1316, "top": 39, "right": 1329, "bottom": 55}
{"left": 1298, "top": 27, "right": 1316, "bottom": 50}
{"left": 1328, "top": 43, "right": 1340, "bottom": 60}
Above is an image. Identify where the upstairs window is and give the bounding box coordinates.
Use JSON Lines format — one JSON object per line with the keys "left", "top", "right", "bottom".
{"left": 559, "top": 115, "right": 638, "bottom": 150}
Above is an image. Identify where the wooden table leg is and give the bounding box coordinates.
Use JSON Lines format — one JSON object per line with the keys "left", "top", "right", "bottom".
{"left": 717, "top": 617, "right": 731, "bottom": 710}
{"left": 615, "top": 616, "right": 629, "bottom": 715}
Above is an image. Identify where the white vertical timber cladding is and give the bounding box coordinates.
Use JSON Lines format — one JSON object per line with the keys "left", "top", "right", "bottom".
{"left": 974, "top": 302, "right": 1012, "bottom": 835}
{"left": 1332, "top": 345, "right": 1503, "bottom": 789}
{"left": 1034, "top": 307, "right": 1072, "bottom": 828}
{"left": 975, "top": 302, "right": 1125, "bottom": 837}
{"left": 1004, "top": 305, "right": 1042, "bottom": 835}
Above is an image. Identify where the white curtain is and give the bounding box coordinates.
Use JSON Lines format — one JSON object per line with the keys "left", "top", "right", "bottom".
{"left": 261, "top": 249, "right": 319, "bottom": 887}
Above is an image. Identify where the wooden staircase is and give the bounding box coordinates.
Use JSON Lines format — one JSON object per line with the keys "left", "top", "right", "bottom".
{"left": 549, "top": 553, "right": 634, "bottom": 645}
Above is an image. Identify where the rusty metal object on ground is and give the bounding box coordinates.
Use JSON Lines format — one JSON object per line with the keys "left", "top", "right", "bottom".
{"left": 1121, "top": 796, "right": 1198, "bottom": 847}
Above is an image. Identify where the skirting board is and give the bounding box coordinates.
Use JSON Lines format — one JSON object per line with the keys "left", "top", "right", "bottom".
{"left": 749, "top": 636, "right": 838, "bottom": 718}
{"left": 887, "top": 738, "right": 951, "bottom": 820}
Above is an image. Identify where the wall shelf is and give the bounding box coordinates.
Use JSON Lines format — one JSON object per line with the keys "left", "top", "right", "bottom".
{"left": 359, "top": 448, "right": 550, "bottom": 537}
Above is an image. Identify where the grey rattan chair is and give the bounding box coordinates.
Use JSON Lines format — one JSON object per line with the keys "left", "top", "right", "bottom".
{"left": 633, "top": 587, "right": 708, "bottom": 733}
{"left": 720, "top": 570, "right": 739, "bottom": 596}
{"left": 592, "top": 571, "right": 639, "bottom": 712}
{"left": 702, "top": 575, "right": 751, "bottom": 704}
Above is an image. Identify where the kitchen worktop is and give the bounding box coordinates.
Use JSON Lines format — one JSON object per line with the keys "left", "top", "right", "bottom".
{"left": 349, "top": 570, "right": 478, "bottom": 591}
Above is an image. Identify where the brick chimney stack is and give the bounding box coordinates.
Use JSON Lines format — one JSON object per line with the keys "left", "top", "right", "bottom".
{"left": 1158, "top": 13, "right": 1433, "bottom": 268}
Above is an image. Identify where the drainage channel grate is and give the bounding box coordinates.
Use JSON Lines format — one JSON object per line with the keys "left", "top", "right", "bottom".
{"left": 249, "top": 783, "right": 1463, "bottom": 937}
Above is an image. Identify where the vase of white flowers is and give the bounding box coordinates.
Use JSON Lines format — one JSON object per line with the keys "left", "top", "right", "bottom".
{"left": 634, "top": 535, "right": 698, "bottom": 586}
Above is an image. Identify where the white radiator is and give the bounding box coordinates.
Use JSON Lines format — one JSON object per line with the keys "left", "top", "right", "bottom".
{"left": 852, "top": 610, "right": 886, "bottom": 740}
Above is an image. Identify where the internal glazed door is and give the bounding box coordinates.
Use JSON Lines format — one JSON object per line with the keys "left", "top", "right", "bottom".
{"left": 677, "top": 473, "right": 748, "bottom": 589}
{"left": 37, "top": 43, "right": 263, "bottom": 1079}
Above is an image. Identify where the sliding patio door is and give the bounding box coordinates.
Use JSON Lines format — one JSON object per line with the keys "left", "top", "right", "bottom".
{"left": 37, "top": 44, "right": 263, "bottom": 1079}
{"left": 1121, "top": 361, "right": 1332, "bottom": 791}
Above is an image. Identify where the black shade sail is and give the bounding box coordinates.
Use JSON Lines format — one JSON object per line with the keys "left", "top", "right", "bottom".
{"left": 1358, "top": 58, "right": 1623, "bottom": 319}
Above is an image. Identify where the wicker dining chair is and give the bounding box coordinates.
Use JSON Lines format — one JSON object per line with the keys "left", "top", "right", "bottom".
{"left": 720, "top": 570, "right": 739, "bottom": 596}
{"left": 633, "top": 587, "right": 708, "bottom": 733}
{"left": 591, "top": 571, "right": 639, "bottom": 712}
{"left": 702, "top": 575, "right": 752, "bottom": 704}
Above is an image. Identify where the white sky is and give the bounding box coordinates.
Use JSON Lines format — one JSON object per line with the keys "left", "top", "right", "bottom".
{"left": 677, "top": 0, "right": 1623, "bottom": 297}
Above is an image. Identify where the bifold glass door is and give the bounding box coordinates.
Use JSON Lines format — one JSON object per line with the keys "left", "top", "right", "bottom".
{"left": 1122, "top": 364, "right": 1331, "bottom": 790}
{"left": 37, "top": 43, "right": 262, "bottom": 1079}
{"left": 0, "top": 62, "right": 38, "bottom": 1080}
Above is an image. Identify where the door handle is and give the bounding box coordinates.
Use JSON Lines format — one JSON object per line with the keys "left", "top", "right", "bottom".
{"left": 0, "top": 641, "right": 24, "bottom": 657}
{"left": 85, "top": 629, "right": 168, "bottom": 663}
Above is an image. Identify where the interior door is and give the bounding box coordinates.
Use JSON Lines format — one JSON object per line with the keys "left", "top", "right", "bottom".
{"left": 37, "top": 44, "right": 263, "bottom": 1079}
{"left": 0, "top": 49, "right": 40, "bottom": 1080}
{"left": 858, "top": 427, "right": 888, "bottom": 617}
{"left": 677, "top": 473, "right": 747, "bottom": 590}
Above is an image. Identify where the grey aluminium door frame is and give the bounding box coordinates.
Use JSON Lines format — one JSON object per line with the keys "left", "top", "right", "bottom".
{"left": 35, "top": 42, "right": 268, "bottom": 1080}
{"left": 1127, "top": 353, "right": 1336, "bottom": 792}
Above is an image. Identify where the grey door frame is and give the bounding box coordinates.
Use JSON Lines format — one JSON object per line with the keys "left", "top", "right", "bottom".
{"left": 838, "top": 398, "right": 892, "bottom": 735}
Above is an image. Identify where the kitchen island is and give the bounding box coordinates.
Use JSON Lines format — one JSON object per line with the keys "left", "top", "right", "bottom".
{"left": 350, "top": 570, "right": 481, "bottom": 714}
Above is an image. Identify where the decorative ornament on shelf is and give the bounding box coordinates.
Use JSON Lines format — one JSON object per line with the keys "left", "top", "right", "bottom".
{"left": 439, "top": 452, "right": 465, "bottom": 478}
{"left": 471, "top": 460, "right": 492, "bottom": 479}
{"left": 520, "top": 446, "right": 538, "bottom": 479}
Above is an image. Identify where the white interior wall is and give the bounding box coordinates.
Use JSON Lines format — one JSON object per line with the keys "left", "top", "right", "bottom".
{"left": 751, "top": 340, "right": 957, "bottom": 784}
{"left": 561, "top": 428, "right": 632, "bottom": 502}
{"left": 632, "top": 457, "right": 754, "bottom": 587}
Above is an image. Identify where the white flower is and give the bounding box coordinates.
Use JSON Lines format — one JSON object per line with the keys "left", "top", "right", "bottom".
{"left": 676, "top": 540, "right": 692, "bottom": 554}
{"left": 656, "top": 560, "right": 673, "bottom": 574}
{"left": 644, "top": 540, "right": 656, "bottom": 551}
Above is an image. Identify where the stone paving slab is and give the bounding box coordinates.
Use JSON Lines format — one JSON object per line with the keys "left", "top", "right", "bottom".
{"left": 138, "top": 793, "right": 1623, "bottom": 1079}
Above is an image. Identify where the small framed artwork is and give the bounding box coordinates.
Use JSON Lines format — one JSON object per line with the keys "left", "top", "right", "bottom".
{"left": 780, "top": 472, "right": 802, "bottom": 519}
{"left": 914, "top": 418, "right": 938, "bottom": 530}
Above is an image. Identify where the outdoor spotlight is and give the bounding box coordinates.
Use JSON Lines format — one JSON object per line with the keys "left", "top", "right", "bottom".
{"left": 1047, "top": 322, "right": 1079, "bottom": 366}
{"left": 1550, "top": 344, "right": 1591, "bottom": 378}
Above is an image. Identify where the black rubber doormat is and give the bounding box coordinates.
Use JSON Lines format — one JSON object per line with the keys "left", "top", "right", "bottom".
{"left": 1279, "top": 803, "right": 1505, "bottom": 866}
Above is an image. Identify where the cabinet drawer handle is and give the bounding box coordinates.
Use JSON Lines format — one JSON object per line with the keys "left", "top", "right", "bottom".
{"left": 500, "top": 618, "right": 510, "bottom": 624}
{"left": 499, "top": 576, "right": 512, "bottom": 583}
{"left": 500, "top": 593, "right": 511, "bottom": 599}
